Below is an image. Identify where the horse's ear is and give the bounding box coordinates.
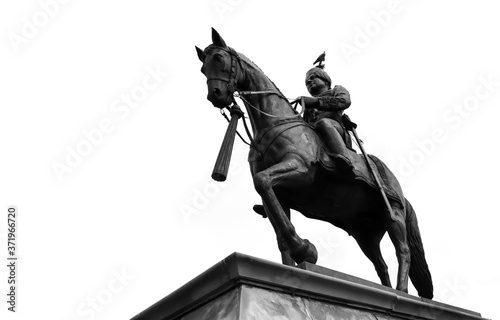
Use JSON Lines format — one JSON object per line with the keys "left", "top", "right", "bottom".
{"left": 211, "top": 28, "right": 227, "bottom": 48}
{"left": 195, "top": 46, "right": 205, "bottom": 62}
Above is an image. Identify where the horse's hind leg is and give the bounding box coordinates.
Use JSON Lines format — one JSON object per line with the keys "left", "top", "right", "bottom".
{"left": 386, "top": 206, "right": 411, "bottom": 293}
{"left": 253, "top": 155, "right": 317, "bottom": 264}
{"left": 353, "top": 230, "right": 392, "bottom": 288}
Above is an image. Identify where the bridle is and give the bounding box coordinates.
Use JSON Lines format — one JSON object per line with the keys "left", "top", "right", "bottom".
{"left": 206, "top": 46, "right": 245, "bottom": 98}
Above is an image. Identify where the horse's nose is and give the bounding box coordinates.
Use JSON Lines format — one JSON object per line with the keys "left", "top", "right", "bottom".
{"left": 207, "top": 87, "right": 221, "bottom": 100}
{"left": 207, "top": 86, "right": 225, "bottom": 107}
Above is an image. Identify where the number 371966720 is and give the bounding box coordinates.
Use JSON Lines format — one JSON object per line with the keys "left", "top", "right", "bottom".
{"left": 8, "top": 207, "right": 16, "bottom": 256}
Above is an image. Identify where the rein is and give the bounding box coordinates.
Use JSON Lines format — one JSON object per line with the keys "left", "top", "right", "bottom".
{"left": 235, "top": 91, "right": 304, "bottom": 119}
{"left": 227, "top": 91, "right": 304, "bottom": 147}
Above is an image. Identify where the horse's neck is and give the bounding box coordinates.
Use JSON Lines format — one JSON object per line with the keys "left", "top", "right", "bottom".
{"left": 240, "top": 63, "right": 296, "bottom": 136}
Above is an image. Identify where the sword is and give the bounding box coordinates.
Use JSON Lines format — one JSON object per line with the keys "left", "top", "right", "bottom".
{"left": 344, "top": 115, "right": 397, "bottom": 222}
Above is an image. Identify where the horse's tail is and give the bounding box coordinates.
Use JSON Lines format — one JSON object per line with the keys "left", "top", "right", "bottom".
{"left": 405, "top": 198, "right": 433, "bottom": 299}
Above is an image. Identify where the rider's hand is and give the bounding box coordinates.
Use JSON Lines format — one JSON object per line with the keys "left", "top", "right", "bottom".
{"left": 294, "top": 96, "right": 319, "bottom": 109}
{"left": 341, "top": 114, "right": 358, "bottom": 131}
{"left": 291, "top": 97, "right": 301, "bottom": 105}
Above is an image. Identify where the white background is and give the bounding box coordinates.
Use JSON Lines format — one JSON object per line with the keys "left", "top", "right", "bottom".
{"left": 1, "top": 0, "right": 499, "bottom": 319}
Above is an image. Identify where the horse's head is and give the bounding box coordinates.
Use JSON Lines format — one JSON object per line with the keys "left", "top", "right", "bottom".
{"left": 196, "top": 29, "right": 245, "bottom": 109}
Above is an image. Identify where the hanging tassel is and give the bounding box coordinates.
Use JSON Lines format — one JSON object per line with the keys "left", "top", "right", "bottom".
{"left": 211, "top": 104, "right": 243, "bottom": 181}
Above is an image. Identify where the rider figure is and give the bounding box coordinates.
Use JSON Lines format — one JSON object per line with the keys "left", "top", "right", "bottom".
{"left": 253, "top": 61, "right": 356, "bottom": 219}
{"left": 298, "top": 65, "right": 354, "bottom": 174}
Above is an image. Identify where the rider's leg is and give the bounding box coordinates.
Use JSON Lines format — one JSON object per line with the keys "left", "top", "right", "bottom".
{"left": 315, "top": 118, "right": 354, "bottom": 173}
{"left": 315, "top": 118, "right": 348, "bottom": 153}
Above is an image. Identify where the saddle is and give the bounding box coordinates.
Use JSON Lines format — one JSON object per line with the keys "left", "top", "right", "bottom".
{"left": 317, "top": 146, "right": 404, "bottom": 208}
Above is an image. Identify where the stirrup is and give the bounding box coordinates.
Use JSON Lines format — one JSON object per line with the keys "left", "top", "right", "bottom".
{"left": 334, "top": 154, "right": 354, "bottom": 175}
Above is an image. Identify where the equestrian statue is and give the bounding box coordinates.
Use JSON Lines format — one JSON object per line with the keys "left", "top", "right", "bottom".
{"left": 195, "top": 28, "right": 433, "bottom": 299}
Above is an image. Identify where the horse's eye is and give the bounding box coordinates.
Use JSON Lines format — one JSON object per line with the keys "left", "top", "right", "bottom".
{"left": 214, "top": 54, "right": 223, "bottom": 61}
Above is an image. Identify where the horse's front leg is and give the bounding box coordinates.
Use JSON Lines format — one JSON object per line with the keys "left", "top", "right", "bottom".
{"left": 262, "top": 202, "right": 295, "bottom": 266}
{"left": 253, "top": 155, "right": 317, "bottom": 265}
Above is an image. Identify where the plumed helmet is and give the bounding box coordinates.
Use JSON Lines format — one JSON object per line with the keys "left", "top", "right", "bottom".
{"left": 305, "top": 67, "right": 332, "bottom": 88}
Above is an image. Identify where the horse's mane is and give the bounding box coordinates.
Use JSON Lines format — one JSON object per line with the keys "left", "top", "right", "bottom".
{"left": 237, "top": 51, "right": 289, "bottom": 101}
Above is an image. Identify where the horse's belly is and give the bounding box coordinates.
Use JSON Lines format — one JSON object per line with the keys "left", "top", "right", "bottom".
{"left": 296, "top": 179, "right": 382, "bottom": 229}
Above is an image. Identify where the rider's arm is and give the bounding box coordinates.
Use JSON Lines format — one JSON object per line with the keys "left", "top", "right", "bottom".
{"left": 317, "top": 85, "right": 351, "bottom": 111}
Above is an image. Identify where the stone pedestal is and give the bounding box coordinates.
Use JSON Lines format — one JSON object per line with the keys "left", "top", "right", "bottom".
{"left": 131, "top": 252, "right": 487, "bottom": 320}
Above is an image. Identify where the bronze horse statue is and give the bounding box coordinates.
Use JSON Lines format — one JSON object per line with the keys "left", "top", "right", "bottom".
{"left": 196, "top": 29, "right": 433, "bottom": 299}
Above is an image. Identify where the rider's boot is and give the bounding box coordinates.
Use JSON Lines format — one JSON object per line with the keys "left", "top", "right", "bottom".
{"left": 333, "top": 153, "right": 354, "bottom": 175}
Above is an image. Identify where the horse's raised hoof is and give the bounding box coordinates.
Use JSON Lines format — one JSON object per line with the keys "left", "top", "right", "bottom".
{"left": 253, "top": 204, "right": 267, "bottom": 218}
{"left": 291, "top": 239, "right": 318, "bottom": 265}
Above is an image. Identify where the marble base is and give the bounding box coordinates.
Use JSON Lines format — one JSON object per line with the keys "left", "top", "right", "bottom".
{"left": 131, "top": 252, "right": 487, "bottom": 320}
